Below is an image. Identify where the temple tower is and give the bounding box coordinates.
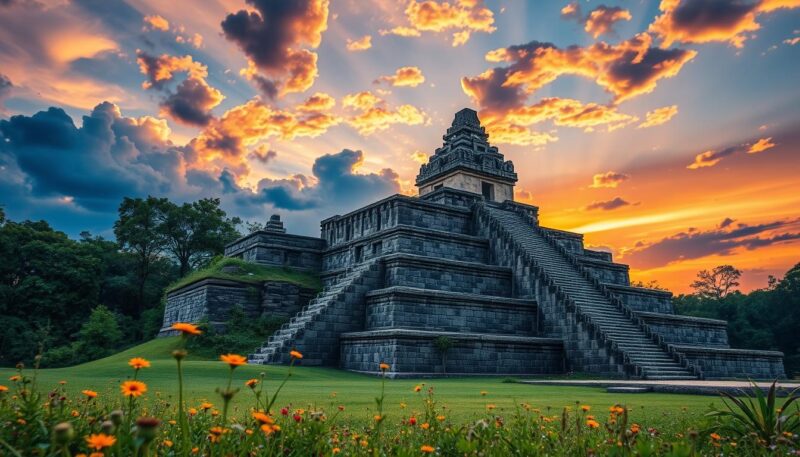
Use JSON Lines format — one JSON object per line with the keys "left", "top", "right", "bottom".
{"left": 415, "top": 108, "right": 517, "bottom": 201}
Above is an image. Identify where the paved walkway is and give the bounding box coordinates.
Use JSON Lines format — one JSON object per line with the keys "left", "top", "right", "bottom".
{"left": 520, "top": 379, "right": 800, "bottom": 396}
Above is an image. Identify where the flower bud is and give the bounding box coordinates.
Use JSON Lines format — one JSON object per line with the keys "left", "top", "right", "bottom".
{"left": 110, "top": 409, "right": 124, "bottom": 426}
{"left": 101, "top": 420, "right": 115, "bottom": 434}
{"left": 53, "top": 422, "right": 74, "bottom": 444}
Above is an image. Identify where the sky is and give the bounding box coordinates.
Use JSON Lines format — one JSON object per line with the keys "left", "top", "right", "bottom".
{"left": 0, "top": 0, "right": 798, "bottom": 293}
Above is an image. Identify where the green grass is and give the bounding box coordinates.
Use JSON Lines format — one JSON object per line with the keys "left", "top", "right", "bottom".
{"left": 0, "top": 338, "right": 723, "bottom": 429}
{"left": 166, "top": 257, "right": 322, "bottom": 292}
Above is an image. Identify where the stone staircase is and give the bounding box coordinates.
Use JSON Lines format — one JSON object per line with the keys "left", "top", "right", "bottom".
{"left": 481, "top": 204, "right": 697, "bottom": 380}
{"left": 248, "top": 261, "right": 380, "bottom": 365}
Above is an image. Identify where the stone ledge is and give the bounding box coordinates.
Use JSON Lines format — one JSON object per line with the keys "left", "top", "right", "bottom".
{"left": 365, "top": 286, "right": 534, "bottom": 308}
{"left": 637, "top": 311, "right": 728, "bottom": 327}
{"left": 603, "top": 283, "right": 673, "bottom": 298}
{"left": 165, "top": 277, "right": 253, "bottom": 297}
{"left": 381, "top": 253, "right": 511, "bottom": 277}
{"left": 322, "top": 224, "right": 488, "bottom": 257}
{"left": 224, "top": 231, "right": 324, "bottom": 250}
{"left": 225, "top": 241, "right": 323, "bottom": 257}
{"left": 340, "top": 329, "right": 562, "bottom": 346}
{"left": 576, "top": 255, "right": 630, "bottom": 271}
{"left": 321, "top": 193, "right": 471, "bottom": 224}
{"left": 671, "top": 344, "right": 784, "bottom": 358}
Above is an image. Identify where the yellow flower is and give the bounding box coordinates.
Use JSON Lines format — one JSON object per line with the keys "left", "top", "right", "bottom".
{"left": 220, "top": 353, "right": 247, "bottom": 367}
{"left": 253, "top": 412, "right": 275, "bottom": 424}
{"left": 245, "top": 378, "right": 259, "bottom": 388}
{"left": 171, "top": 322, "right": 202, "bottom": 335}
{"left": 128, "top": 357, "right": 151, "bottom": 370}
{"left": 290, "top": 350, "right": 303, "bottom": 359}
{"left": 82, "top": 389, "right": 98, "bottom": 399}
{"left": 86, "top": 433, "right": 116, "bottom": 450}
{"left": 486, "top": 404, "right": 496, "bottom": 410}
{"left": 399, "top": 402, "right": 407, "bottom": 409}
{"left": 581, "top": 405, "right": 590, "bottom": 412}
{"left": 421, "top": 444, "right": 435, "bottom": 453}
{"left": 379, "top": 362, "right": 390, "bottom": 371}
{"left": 120, "top": 380, "right": 147, "bottom": 397}
{"left": 586, "top": 419, "right": 600, "bottom": 429}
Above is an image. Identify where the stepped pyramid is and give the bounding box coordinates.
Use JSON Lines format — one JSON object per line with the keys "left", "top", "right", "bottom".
{"left": 236, "top": 108, "right": 785, "bottom": 379}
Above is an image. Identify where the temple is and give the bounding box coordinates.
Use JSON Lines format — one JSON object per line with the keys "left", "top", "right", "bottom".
{"left": 160, "top": 108, "right": 785, "bottom": 380}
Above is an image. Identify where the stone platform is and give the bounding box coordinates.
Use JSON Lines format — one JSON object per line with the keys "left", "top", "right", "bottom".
{"left": 520, "top": 379, "right": 800, "bottom": 396}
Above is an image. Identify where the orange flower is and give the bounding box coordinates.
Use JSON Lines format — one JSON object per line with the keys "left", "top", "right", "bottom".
{"left": 188, "top": 408, "right": 198, "bottom": 416}
{"left": 586, "top": 419, "right": 600, "bottom": 428}
{"left": 120, "top": 380, "right": 147, "bottom": 397}
{"left": 290, "top": 350, "right": 303, "bottom": 359}
{"left": 421, "top": 422, "right": 430, "bottom": 430}
{"left": 252, "top": 412, "right": 275, "bottom": 424}
{"left": 245, "top": 378, "right": 259, "bottom": 388}
{"left": 261, "top": 424, "right": 279, "bottom": 435}
{"left": 421, "top": 444, "right": 435, "bottom": 453}
{"left": 710, "top": 432, "right": 722, "bottom": 441}
{"left": 128, "top": 357, "right": 151, "bottom": 370}
{"left": 480, "top": 390, "right": 488, "bottom": 396}
{"left": 163, "top": 439, "right": 173, "bottom": 447}
{"left": 200, "top": 402, "right": 213, "bottom": 410}
{"left": 9, "top": 375, "right": 20, "bottom": 382}
{"left": 0, "top": 385, "right": 8, "bottom": 392}
{"left": 414, "top": 385, "right": 422, "bottom": 392}
{"left": 631, "top": 423, "right": 641, "bottom": 433}
{"left": 486, "top": 404, "right": 496, "bottom": 410}
{"left": 581, "top": 405, "right": 591, "bottom": 412}
{"left": 86, "top": 433, "right": 116, "bottom": 450}
{"left": 220, "top": 353, "right": 247, "bottom": 367}
{"left": 171, "top": 322, "right": 202, "bottom": 335}
{"left": 436, "top": 415, "right": 446, "bottom": 422}
{"left": 208, "top": 426, "right": 225, "bottom": 443}
{"left": 82, "top": 390, "right": 98, "bottom": 399}
{"left": 379, "top": 362, "right": 390, "bottom": 371}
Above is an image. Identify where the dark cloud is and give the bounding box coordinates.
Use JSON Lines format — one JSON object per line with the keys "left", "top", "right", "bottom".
{"left": 0, "top": 73, "right": 11, "bottom": 100}
{"left": 649, "top": 0, "right": 761, "bottom": 48}
{"left": 160, "top": 77, "right": 224, "bottom": 127}
{"left": 720, "top": 217, "right": 735, "bottom": 228}
{"left": 623, "top": 218, "right": 800, "bottom": 269}
{"left": 585, "top": 197, "right": 633, "bottom": 211}
{"left": 221, "top": 0, "right": 328, "bottom": 96}
{"left": 249, "top": 148, "right": 277, "bottom": 163}
{"left": 561, "top": 3, "right": 632, "bottom": 38}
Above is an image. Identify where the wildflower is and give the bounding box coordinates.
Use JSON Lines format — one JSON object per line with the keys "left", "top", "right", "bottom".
{"left": 171, "top": 322, "right": 202, "bottom": 335}
{"left": 209, "top": 426, "right": 226, "bottom": 443}
{"left": 191, "top": 447, "right": 199, "bottom": 454}
{"left": 486, "top": 404, "right": 496, "bottom": 410}
{"left": 631, "top": 423, "right": 641, "bottom": 434}
{"left": 188, "top": 408, "right": 198, "bottom": 416}
{"left": 86, "top": 433, "right": 117, "bottom": 450}
{"left": 245, "top": 378, "right": 259, "bottom": 388}
{"left": 136, "top": 417, "right": 160, "bottom": 442}
{"left": 338, "top": 405, "right": 345, "bottom": 411}
{"left": 290, "top": 350, "right": 303, "bottom": 359}
{"left": 220, "top": 353, "right": 247, "bottom": 368}
{"left": 360, "top": 440, "right": 368, "bottom": 448}
{"left": 280, "top": 407, "right": 289, "bottom": 416}
{"left": 293, "top": 414, "right": 303, "bottom": 422}
{"left": 587, "top": 419, "right": 600, "bottom": 428}
{"left": 379, "top": 362, "right": 390, "bottom": 371}
{"left": 421, "top": 444, "right": 435, "bottom": 453}
{"left": 120, "top": 380, "right": 147, "bottom": 397}
{"left": 262, "top": 423, "right": 279, "bottom": 435}
{"left": 409, "top": 417, "right": 417, "bottom": 426}
{"left": 581, "top": 405, "right": 591, "bottom": 412}
{"left": 253, "top": 412, "right": 275, "bottom": 424}
{"left": 128, "top": 357, "right": 151, "bottom": 370}
{"left": 0, "top": 385, "right": 7, "bottom": 392}
{"left": 414, "top": 385, "right": 422, "bottom": 392}
{"left": 332, "top": 448, "right": 341, "bottom": 454}
{"left": 400, "top": 402, "right": 407, "bottom": 409}
{"left": 374, "top": 414, "right": 384, "bottom": 422}
{"left": 200, "top": 402, "right": 213, "bottom": 410}
{"left": 53, "top": 422, "right": 74, "bottom": 444}
{"left": 437, "top": 415, "right": 446, "bottom": 422}
{"left": 421, "top": 422, "right": 430, "bottom": 430}
{"left": 480, "top": 390, "right": 488, "bottom": 396}
{"left": 9, "top": 375, "right": 20, "bottom": 382}
{"left": 710, "top": 432, "right": 721, "bottom": 441}
{"left": 71, "top": 410, "right": 80, "bottom": 417}
{"left": 82, "top": 389, "right": 98, "bottom": 399}
{"left": 609, "top": 405, "right": 624, "bottom": 415}
{"left": 163, "top": 440, "right": 173, "bottom": 447}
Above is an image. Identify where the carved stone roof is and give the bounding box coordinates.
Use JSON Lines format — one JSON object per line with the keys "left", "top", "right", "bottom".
{"left": 415, "top": 108, "right": 518, "bottom": 187}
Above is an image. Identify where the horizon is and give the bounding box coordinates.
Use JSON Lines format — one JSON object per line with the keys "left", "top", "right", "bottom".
{"left": 1, "top": 0, "right": 799, "bottom": 294}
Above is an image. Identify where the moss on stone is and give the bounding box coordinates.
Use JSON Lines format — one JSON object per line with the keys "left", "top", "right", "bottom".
{"left": 166, "top": 257, "right": 322, "bottom": 293}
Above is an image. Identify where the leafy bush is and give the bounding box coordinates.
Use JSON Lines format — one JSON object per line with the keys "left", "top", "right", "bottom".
{"left": 187, "top": 307, "right": 286, "bottom": 357}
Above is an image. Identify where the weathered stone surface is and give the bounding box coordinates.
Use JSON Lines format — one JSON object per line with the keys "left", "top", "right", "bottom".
{"left": 671, "top": 345, "right": 786, "bottom": 379}
{"left": 638, "top": 312, "right": 729, "bottom": 347}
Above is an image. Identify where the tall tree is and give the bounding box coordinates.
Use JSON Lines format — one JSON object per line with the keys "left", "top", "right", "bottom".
{"left": 113, "top": 196, "right": 169, "bottom": 315}
{"left": 160, "top": 198, "right": 241, "bottom": 276}
{"left": 690, "top": 265, "right": 742, "bottom": 299}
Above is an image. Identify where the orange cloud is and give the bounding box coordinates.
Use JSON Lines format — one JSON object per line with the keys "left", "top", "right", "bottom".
{"left": 136, "top": 51, "right": 207, "bottom": 89}
{"left": 590, "top": 171, "right": 630, "bottom": 188}
{"left": 297, "top": 92, "right": 336, "bottom": 112}
{"left": 502, "top": 97, "right": 638, "bottom": 132}
{"left": 649, "top": 0, "right": 799, "bottom": 48}
{"left": 346, "top": 35, "right": 372, "bottom": 51}
{"left": 176, "top": 32, "right": 204, "bottom": 49}
{"left": 375, "top": 66, "right": 426, "bottom": 87}
{"left": 483, "top": 123, "right": 557, "bottom": 147}
{"left": 687, "top": 149, "right": 727, "bottom": 169}
{"left": 411, "top": 150, "right": 429, "bottom": 163}
{"left": 222, "top": 0, "right": 329, "bottom": 97}
{"left": 143, "top": 14, "right": 170, "bottom": 32}
{"left": 385, "top": 0, "right": 496, "bottom": 46}
{"left": 748, "top": 137, "right": 776, "bottom": 153}
{"left": 342, "top": 90, "right": 427, "bottom": 135}
{"left": 638, "top": 105, "right": 678, "bottom": 128}
{"left": 585, "top": 6, "right": 632, "bottom": 38}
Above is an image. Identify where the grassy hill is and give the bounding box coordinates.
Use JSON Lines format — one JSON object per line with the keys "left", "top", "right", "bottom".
{"left": 166, "top": 257, "right": 322, "bottom": 293}
{"left": 0, "top": 338, "right": 723, "bottom": 425}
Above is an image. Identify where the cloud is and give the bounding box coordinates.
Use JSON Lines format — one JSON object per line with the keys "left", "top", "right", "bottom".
{"left": 296, "top": 92, "right": 336, "bottom": 112}
{"left": 590, "top": 171, "right": 630, "bottom": 188}
{"left": 687, "top": 136, "right": 776, "bottom": 169}
{"left": 622, "top": 217, "right": 800, "bottom": 269}
{"left": 342, "top": 90, "right": 427, "bottom": 135}
{"left": 411, "top": 150, "right": 428, "bottom": 163}
{"left": 0, "top": 73, "right": 11, "bottom": 102}
{"left": 375, "top": 66, "right": 426, "bottom": 87}
{"left": 638, "top": 105, "right": 678, "bottom": 128}
{"left": 720, "top": 217, "right": 736, "bottom": 228}
{"left": 383, "top": 0, "right": 496, "bottom": 46}
{"left": 649, "top": 0, "right": 799, "bottom": 48}
{"left": 498, "top": 97, "right": 638, "bottom": 132}
{"left": 747, "top": 137, "right": 775, "bottom": 153}
{"left": 585, "top": 196, "right": 634, "bottom": 211}
{"left": 248, "top": 145, "right": 277, "bottom": 164}
{"left": 136, "top": 51, "right": 223, "bottom": 126}
{"left": 346, "top": 35, "right": 372, "bottom": 51}
{"left": 221, "top": 0, "right": 329, "bottom": 97}
{"left": 561, "top": 3, "right": 632, "bottom": 38}
{"left": 143, "top": 14, "right": 170, "bottom": 31}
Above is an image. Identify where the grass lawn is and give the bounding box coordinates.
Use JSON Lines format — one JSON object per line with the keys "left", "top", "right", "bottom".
{"left": 166, "top": 257, "right": 322, "bottom": 292}
{"left": 0, "top": 338, "right": 723, "bottom": 430}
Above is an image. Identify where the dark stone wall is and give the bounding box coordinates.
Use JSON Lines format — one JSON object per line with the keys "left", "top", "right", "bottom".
{"left": 579, "top": 257, "right": 630, "bottom": 286}
{"left": 261, "top": 281, "right": 319, "bottom": 319}
{"left": 605, "top": 284, "right": 674, "bottom": 314}
{"left": 672, "top": 345, "right": 786, "bottom": 379}
{"left": 540, "top": 227, "right": 584, "bottom": 255}
{"left": 638, "top": 312, "right": 729, "bottom": 347}
{"left": 340, "top": 330, "right": 564, "bottom": 376}
{"left": 225, "top": 231, "right": 324, "bottom": 272}
{"left": 365, "top": 287, "right": 537, "bottom": 335}
{"left": 382, "top": 253, "right": 512, "bottom": 296}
